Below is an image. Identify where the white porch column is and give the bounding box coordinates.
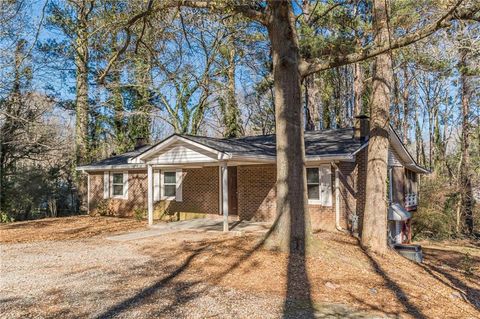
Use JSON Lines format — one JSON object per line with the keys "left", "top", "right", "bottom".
{"left": 147, "top": 164, "right": 154, "bottom": 226}
{"left": 395, "top": 221, "right": 402, "bottom": 244}
{"left": 221, "top": 163, "right": 229, "bottom": 232}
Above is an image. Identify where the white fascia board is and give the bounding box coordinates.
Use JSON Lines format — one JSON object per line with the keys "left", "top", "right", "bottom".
{"left": 405, "top": 164, "right": 430, "bottom": 174}
{"left": 388, "top": 126, "right": 429, "bottom": 174}
{"left": 229, "top": 153, "right": 353, "bottom": 164}
{"left": 306, "top": 154, "right": 354, "bottom": 163}
{"left": 76, "top": 164, "right": 147, "bottom": 172}
{"left": 218, "top": 152, "right": 232, "bottom": 160}
{"left": 351, "top": 141, "right": 369, "bottom": 155}
{"left": 129, "top": 135, "right": 228, "bottom": 163}
{"left": 228, "top": 154, "right": 276, "bottom": 163}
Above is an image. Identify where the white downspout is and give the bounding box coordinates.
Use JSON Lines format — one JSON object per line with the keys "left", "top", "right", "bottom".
{"left": 333, "top": 164, "right": 347, "bottom": 232}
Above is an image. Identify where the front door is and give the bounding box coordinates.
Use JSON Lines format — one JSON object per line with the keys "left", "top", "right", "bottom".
{"left": 228, "top": 166, "right": 238, "bottom": 215}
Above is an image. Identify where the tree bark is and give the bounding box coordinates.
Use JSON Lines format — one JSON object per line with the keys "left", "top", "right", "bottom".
{"left": 402, "top": 65, "right": 410, "bottom": 145}
{"left": 112, "top": 67, "right": 126, "bottom": 152}
{"left": 223, "top": 34, "right": 242, "bottom": 138}
{"left": 304, "top": 74, "right": 318, "bottom": 130}
{"left": 361, "top": 0, "right": 393, "bottom": 254}
{"left": 265, "top": 1, "right": 311, "bottom": 253}
{"left": 458, "top": 48, "right": 474, "bottom": 235}
{"left": 75, "top": 4, "right": 90, "bottom": 166}
{"left": 74, "top": 2, "right": 91, "bottom": 213}
{"left": 353, "top": 62, "right": 364, "bottom": 117}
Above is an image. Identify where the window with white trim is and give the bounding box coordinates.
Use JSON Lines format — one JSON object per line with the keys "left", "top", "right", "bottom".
{"left": 307, "top": 168, "right": 320, "bottom": 201}
{"left": 112, "top": 173, "right": 124, "bottom": 197}
{"left": 163, "top": 171, "right": 176, "bottom": 198}
{"left": 103, "top": 171, "right": 128, "bottom": 200}
{"left": 306, "top": 166, "right": 332, "bottom": 206}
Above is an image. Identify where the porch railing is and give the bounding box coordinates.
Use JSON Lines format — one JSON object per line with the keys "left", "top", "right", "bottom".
{"left": 405, "top": 193, "right": 418, "bottom": 210}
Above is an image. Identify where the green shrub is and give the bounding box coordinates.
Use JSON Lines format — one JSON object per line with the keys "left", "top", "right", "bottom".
{"left": 90, "top": 199, "right": 112, "bottom": 217}
{"left": 412, "top": 176, "right": 479, "bottom": 240}
{"left": 0, "top": 211, "right": 14, "bottom": 223}
{"left": 134, "top": 208, "right": 147, "bottom": 221}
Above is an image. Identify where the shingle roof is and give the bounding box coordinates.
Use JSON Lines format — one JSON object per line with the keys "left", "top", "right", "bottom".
{"left": 82, "top": 128, "right": 364, "bottom": 168}
{"left": 86, "top": 145, "right": 151, "bottom": 167}
{"left": 182, "top": 128, "right": 362, "bottom": 157}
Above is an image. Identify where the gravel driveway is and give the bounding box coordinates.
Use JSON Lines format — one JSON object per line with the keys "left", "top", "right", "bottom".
{"left": 1, "top": 231, "right": 386, "bottom": 319}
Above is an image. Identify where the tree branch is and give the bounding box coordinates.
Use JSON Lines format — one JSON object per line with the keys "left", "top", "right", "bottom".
{"left": 177, "top": 0, "right": 268, "bottom": 25}
{"left": 299, "top": 1, "right": 480, "bottom": 77}
{"left": 98, "top": 0, "right": 154, "bottom": 83}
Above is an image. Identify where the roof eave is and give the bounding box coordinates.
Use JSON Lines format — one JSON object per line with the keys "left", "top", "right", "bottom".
{"left": 129, "top": 134, "right": 228, "bottom": 164}
{"left": 306, "top": 154, "right": 355, "bottom": 162}
{"left": 389, "top": 125, "right": 429, "bottom": 174}
{"left": 76, "top": 163, "right": 147, "bottom": 172}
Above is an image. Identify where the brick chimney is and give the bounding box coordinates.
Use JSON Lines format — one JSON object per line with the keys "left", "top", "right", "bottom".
{"left": 134, "top": 137, "right": 148, "bottom": 149}
{"left": 354, "top": 115, "right": 370, "bottom": 141}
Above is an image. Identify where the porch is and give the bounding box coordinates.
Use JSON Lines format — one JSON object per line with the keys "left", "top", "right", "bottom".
{"left": 124, "top": 135, "right": 263, "bottom": 232}
{"left": 146, "top": 163, "right": 241, "bottom": 232}
{"left": 107, "top": 218, "right": 272, "bottom": 242}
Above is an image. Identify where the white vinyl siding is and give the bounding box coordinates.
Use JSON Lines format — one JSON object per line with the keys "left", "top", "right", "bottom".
{"left": 307, "top": 165, "right": 332, "bottom": 206}
{"left": 146, "top": 142, "right": 217, "bottom": 165}
{"left": 388, "top": 147, "right": 402, "bottom": 167}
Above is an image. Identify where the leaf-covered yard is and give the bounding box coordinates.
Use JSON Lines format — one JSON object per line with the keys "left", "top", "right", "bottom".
{"left": 1, "top": 217, "right": 479, "bottom": 318}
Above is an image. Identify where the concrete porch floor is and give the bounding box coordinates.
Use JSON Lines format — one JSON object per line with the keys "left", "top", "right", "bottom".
{"left": 107, "top": 218, "right": 271, "bottom": 242}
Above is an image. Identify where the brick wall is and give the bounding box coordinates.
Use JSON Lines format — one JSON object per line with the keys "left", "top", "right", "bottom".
{"left": 88, "top": 161, "right": 361, "bottom": 231}
{"left": 237, "top": 165, "right": 277, "bottom": 221}
{"left": 89, "top": 170, "right": 147, "bottom": 217}
{"left": 355, "top": 146, "right": 368, "bottom": 235}
{"left": 89, "top": 168, "right": 220, "bottom": 219}
{"left": 237, "top": 164, "right": 354, "bottom": 231}
{"left": 154, "top": 167, "right": 219, "bottom": 218}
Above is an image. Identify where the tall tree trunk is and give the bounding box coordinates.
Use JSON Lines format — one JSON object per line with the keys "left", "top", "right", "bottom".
{"left": 392, "top": 66, "right": 401, "bottom": 130}
{"left": 265, "top": 1, "right": 311, "bottom": 253}
{"left": 74, "top": 3, "right": 91, "bottom": 213}
{"left": 112, "top": 68, "right": 126, "bottom": 152}
{"left": 414, "top": 104, "right": 425, "bottom": 166}
{"left": 223, "top": 34, "right": 242, "bottom": 138}
{"left": 304, "top": 74, "right": 318, "bottom": 130}
{"left": 75, "top": 7, "right": 89, "bottom": 166}
{"left": 333, "top": 68, "right": 342, "bottom": 127}
{"left": 401, "top": 66, "right": 409, "bottom": 144}
{"left": 132, "top": 56, "right": 153, "bottom": 142}
{"left": 353, "top": 62, "right": 364, "bottom": 117}
{"left": 458, "top": 49, "right": 474, "bottom": 235}
{"left": 302, "top": 0, "right": 317, "bottom": 131}
{"left": 361, "top": 0, "right": 393, "bottom": 254}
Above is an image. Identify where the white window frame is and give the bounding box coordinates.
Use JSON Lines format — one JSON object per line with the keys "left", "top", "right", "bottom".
{"left": 306, "top": 165, "right": 332, "bottom": 206}
{"left": 104, "top": 171, "right": 128, "bottom": 200}
{"left": 307, "top": 167, "right": 322, "bottom": 205}
{"left": 161, "top": 169, "right": 182, "bottom": 201}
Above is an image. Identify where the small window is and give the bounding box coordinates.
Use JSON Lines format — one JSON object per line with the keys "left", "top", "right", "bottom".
{"left": 163, "top": 171, "right": 176, "bottom": 198}
{"left": 307, "top": 166, "right": 332, "bottom": 206}
{"left": 307, "top": 168, "right": 320, "bottom": 200}
{"left": 112, "top": 173, "right": 124, "bottom": 196}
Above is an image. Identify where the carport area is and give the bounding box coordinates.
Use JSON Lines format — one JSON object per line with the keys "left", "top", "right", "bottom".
{"left": 107, "top": 218, "right": 272, "bottom": 242}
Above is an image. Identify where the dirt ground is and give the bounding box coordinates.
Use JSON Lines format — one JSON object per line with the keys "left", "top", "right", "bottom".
{"left": 0, "top": 216, "right": 146, "bottom": 243}
{"left": 1, "top": 217, "right": 479, "bottom": 318}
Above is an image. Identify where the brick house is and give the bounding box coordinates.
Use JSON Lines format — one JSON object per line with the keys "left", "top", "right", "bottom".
{"left": 78, "top": 117, "right": 428, "bottom": 244}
